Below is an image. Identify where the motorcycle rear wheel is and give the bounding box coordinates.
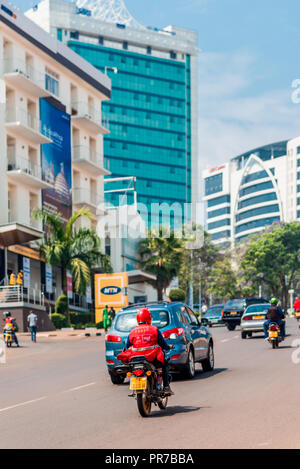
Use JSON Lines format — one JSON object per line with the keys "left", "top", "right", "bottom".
{"left": 137, "top": 387, "right": 152, "bottom": 417}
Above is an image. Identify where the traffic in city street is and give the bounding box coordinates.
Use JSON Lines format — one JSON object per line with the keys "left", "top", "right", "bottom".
{"left": 1, "top": 317, "right": 300, "bottom": 449}
{"left": 1, "top": 0, "right": 300, "bottom": 457}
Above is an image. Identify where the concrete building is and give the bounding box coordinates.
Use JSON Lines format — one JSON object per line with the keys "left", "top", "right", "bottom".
{"left": 26, "top": 0, "right": 199, "bottom": 225}
{"left": 201, "top": 138, "right": 300, "bottom": 246}
{"left": 0, "top": 0, "right": 111, "bottom": 328}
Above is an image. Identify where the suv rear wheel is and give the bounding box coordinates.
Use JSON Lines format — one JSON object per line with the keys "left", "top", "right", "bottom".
{"left": 109, "top": 372, "right": 125, "bottom": 385}
{"left": 227, "top": 323, "right": 236, "bottom": 331}
{"left": 202, "top": 343, "right": 214, "bottom": 372}
{"left": 184, "top": 348, "right": 195, "bottom": 379}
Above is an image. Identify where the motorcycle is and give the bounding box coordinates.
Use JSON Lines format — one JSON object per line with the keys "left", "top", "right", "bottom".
{"left": 268, "top": 323, "right": 282, "bottom": 349}
{"left": 3, "top": 326, "right": 14, "bottom": 348}
{"left": 295, "top": 310, "right": 300, "bottom": 327}
{"left": 116, "top": 355, "right": 172, "bottom": 418}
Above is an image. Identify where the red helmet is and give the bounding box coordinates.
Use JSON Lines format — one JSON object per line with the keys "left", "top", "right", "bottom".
{"left": 136, "top": 308, "right": 152, "bottom": 325}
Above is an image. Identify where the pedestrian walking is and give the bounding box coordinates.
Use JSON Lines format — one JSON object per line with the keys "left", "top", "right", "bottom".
{"left": 27, "top": 310, "right": 38, "bottom": 342}
{"left": 109, "top": 306, "right": 116, "bottom": 323}
{"left": 103, "top": 305, "right": 110, "bottom": 332}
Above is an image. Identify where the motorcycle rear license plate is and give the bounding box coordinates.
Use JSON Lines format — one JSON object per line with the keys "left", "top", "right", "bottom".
{"left": 269, "top": 332, "right": 278, "bottom": 338}
{"left": 254, "top": 315, "right": 264, "bottom": 320}
{"left": 296, "top": 313, "right": 300, "bottom": 317}
{"left": 130, "top": 377, "right": 147, "bottom": 390}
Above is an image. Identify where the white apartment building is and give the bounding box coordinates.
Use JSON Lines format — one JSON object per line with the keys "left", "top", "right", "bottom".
{"left": 0, "top": 0, "right": 111, "bottom": 328}
{"left": 202, "top": 138, "right": 300, "bottom": 246}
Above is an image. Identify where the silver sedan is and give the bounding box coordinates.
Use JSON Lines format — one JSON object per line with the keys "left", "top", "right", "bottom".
{"left": 240, "top": 304, "right": 270, "bottom": 339}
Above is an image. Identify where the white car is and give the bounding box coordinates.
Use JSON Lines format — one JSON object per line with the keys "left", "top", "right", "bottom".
{"left": 240, "top": 303, "right": 270, "bottom": 339}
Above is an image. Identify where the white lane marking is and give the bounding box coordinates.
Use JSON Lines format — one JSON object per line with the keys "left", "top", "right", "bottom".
{"left": 0, "top": 396, "right": 47, "bottom": 413}
{"left": 220, "top": 339, "right": 231, "bottom": 343}
{"left": 234, "top": 335, "right": 239, "bottom": 339}
{"left": 63, "top": 382, "right": 96, "bottom": 393}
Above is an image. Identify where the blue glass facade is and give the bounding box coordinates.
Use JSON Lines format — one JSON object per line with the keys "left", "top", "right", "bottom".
{"left": 68, "top": 40, "right": 192, "bottom": 222}
{"left": 205, "top": 173, "right": 223, "bottom": 196}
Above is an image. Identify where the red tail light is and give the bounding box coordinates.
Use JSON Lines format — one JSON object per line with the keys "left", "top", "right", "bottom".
{"left": 170, "top": 354, "right": 181, "bottom": 360}
{"left": 221, "top": 311, "right": 224, "bottom": 317}
{"left": 106, "top": 334, "right": 122, "bottom": 343}
{"left": 270, "top": 325, "right": 278, "bottom": 331}
{"left": 106, "top": 360, "right": 114, "bottom": 364}
{"left": 133, "top": 370, "right": 144, "bottom": 376}
{"left": 162, "top": 328, "right": 184, "bottom": 339}
{"left": 243, "top": 316, "right": 252, "bottom": 321}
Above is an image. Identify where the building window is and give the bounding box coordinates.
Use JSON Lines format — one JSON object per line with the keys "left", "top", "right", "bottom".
{"left": 57, "top": 29, "right": 62, "bottom": 41}
{"left": 211, "top": 230, "right": 230, "bottom": 241}
{"left": 45, "top": 67, "right": 59, "bottom": 96}
{"left": 147, "top": 46, "right": 152, "bottom": 55}
{"left": 236, "top": 204, "right": 280, "bottom": 222}
{"left": 239, "top": 181, "right": 273, "bottom": 198}
{"left": 70, "top": 31, "right": 79, "bottom": 39}
{"left": 207, "top": 195, "right": 230, "bottom": 208}
{"left": 238, "top": 192, "right": 277, "bottom": 210}
{"left": 207, "top": 207, "right": 231, "bottom": 219}
{"left": 170, "top": 51, "right": 177, "bottom": 59}
{"left": 123, "top": 41, "right": 128, "bottom": 50}
{"left": 98, "top": 36, "right": 104, "bottom": 45}
{"left": 242, "top": 170, "right": 268, "bottom": 185}
{"left": 235, "top": 217, "right": 280, "bottom": 235}
{"left": 208, "top": 218, "right": 230, "bottom": 230}
{"left": 205, "top": 173, "right": 223, "bottom": 196}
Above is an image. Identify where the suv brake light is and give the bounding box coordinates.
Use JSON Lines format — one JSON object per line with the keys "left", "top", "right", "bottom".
{"left": 106, "top": 334, "right": 122, "bottom": 343}
{"left": 162, "top": 328, "right": 184, "bottom": 339}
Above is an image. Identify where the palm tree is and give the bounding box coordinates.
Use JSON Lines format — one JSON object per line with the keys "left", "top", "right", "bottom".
{"left": 138, "top": 228, "right": 184, "bottom": 301}
{"left": 34, "top": 208, "right": 112, "bottom": 322}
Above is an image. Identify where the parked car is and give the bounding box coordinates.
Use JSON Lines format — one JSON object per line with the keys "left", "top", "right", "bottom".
{"left": 202, "top": 304, "right": 225, "bottom": 327}
{"left": 240, "top": 303, "right": 271, "bottom": 339}
{"left": 222, "top": 297, "right": 269, "bottom": 331}
{"left": 105, "top": 301, "right": 214, "bottom": 384}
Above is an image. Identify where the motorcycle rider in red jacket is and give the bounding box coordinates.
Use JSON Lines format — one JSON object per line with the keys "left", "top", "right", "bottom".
{"left": 117, "top": 308, "right": 174, "bottom": 395}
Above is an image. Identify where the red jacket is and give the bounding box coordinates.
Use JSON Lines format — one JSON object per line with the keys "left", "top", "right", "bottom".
{"left": 294, "top": 300, "right": 300, "bottom": 311}
{"left": 117, "top": 324, "right": 164, "bottom": 364}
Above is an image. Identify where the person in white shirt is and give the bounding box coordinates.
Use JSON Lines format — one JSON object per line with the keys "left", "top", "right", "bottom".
{"left": 27, "top": 311, "right": 38, "bottom": 343}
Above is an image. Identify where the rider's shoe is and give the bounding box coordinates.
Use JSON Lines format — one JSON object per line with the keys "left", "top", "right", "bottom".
{"left": 163, "top": 386, "right": 174, "bottom": 396}
{"left": 264, "top": 337, "right": 269, "bottom": 341}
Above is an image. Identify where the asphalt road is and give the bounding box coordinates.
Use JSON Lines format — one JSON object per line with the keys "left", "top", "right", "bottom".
{"left": 1, "top": 319, "right": 300, "bottom": 449}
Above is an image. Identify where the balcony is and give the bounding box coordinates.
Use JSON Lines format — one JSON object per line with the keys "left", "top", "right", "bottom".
{"left": 5, "top": 107, "right": 52, "bottom": 144}
{"left": 71, "top": 102, "right": 110, "bottom": 135}
{"left": 73, "top": 188, "right": 106, "bottom": 214}
{"left": 72, "top": 145, "right": 111, "bottom": 176}
{"left": 7, "top": 154, "right": 54, "bottom": 189}
{"left": 3, "top": 59, "right": 52, "bottom": 98}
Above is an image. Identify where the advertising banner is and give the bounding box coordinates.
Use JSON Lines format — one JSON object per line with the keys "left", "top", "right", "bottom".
{"left": 66, "top": 271, "right": 73, "bottom": 299}
{"left": 40, "top": 98, "right": 72, "bottom": 222}
{"left": 86, "top": 285, "right": 92, "bottom": 304}
{"left": 23, "top": 257, "right": 30, "bottom": 289}
{"left": 45, "top": 263, "right": 53, "bottom": 294}
{"left": 94, "top": 273, "right": 128, "bottom": 323}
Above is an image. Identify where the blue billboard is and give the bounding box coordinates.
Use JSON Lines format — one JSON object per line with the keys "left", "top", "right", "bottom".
{"left": 40, "top": 98, "right": 72, "bottom": 221}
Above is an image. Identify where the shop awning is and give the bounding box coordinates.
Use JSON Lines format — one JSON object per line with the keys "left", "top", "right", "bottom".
{"left": 127, "top": 270, "right": 156, "bottom": 285}
{"left": 0, "top": 223, "right": 43, "bottom": 247}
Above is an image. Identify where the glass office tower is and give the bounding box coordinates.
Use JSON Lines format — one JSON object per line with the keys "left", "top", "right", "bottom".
{"left": 26, "top": 0, "right": 199, "bottom": 226}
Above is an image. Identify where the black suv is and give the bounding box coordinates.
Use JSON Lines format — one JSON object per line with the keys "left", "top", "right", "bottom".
{"left": 222, "top": 298, "right": 269, "bottom": 331}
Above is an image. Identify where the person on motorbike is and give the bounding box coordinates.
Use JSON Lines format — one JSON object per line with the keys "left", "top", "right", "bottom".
{"left": 263, "top": 297, "right": 285, "bottom": 341}
{"left": 294, "top": 297, "right": 300, "bottom": 312}
{"left": 3, "top": 312, "right": 19, "bottom": 347}
{"left": 118, "top": 308, "right": 174, "bottom": 395}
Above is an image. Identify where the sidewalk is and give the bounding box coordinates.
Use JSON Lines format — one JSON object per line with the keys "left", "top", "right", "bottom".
{"left": 19, "top": 329, "right": 105, "bottom": 340}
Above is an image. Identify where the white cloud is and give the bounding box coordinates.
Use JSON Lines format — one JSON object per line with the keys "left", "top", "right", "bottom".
{"left": 198, "top": 50, "right": 300, "bottom": 177}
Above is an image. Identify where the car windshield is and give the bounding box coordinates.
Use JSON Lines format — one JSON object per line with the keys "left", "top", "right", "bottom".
{"left": 246, "top": 304, "right": 270, "bottom": 314}
{"left": 224, "top": 299, "right": 246, "bottom": 309}
{"left": 205, "top": 306, "right": 223, "bottom": 317}
{"left": 114, "top": 309, "right": 170, "bottom": 333}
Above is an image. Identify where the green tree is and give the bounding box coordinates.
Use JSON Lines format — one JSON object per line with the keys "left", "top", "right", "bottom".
{"left": 179, "top": 231, "right": 221, "bottom": 305}
{"left": 138, "top": 228, "right": 184, "bottom": 300}
{"left": 34, "top": 208, "right": 112, "bottom": 322}
{"left": 207, "top": 255, "right": 238, "bottom": 302}
{"left": 240, "top": 222, "right": 300, "bottom": 310}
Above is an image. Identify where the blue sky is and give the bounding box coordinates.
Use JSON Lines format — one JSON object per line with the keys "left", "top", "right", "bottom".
{"left": 12, "top": 0, "right": 300, "bottom": 172}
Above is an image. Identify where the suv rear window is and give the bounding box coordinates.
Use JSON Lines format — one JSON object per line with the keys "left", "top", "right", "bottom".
{"left": 224, "top": 299, "right": 246, "bottom": 310}
{"left": 114, "top": 309, "right": 170, "bottom": 333}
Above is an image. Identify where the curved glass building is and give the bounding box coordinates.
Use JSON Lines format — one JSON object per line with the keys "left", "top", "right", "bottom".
{"left": 202, "top": 138, "right": 300, "bottom": 245}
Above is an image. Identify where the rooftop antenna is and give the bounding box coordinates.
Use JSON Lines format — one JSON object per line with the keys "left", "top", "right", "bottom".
{"left": 75, "top": 0, "right": 144, "bottom": 29}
